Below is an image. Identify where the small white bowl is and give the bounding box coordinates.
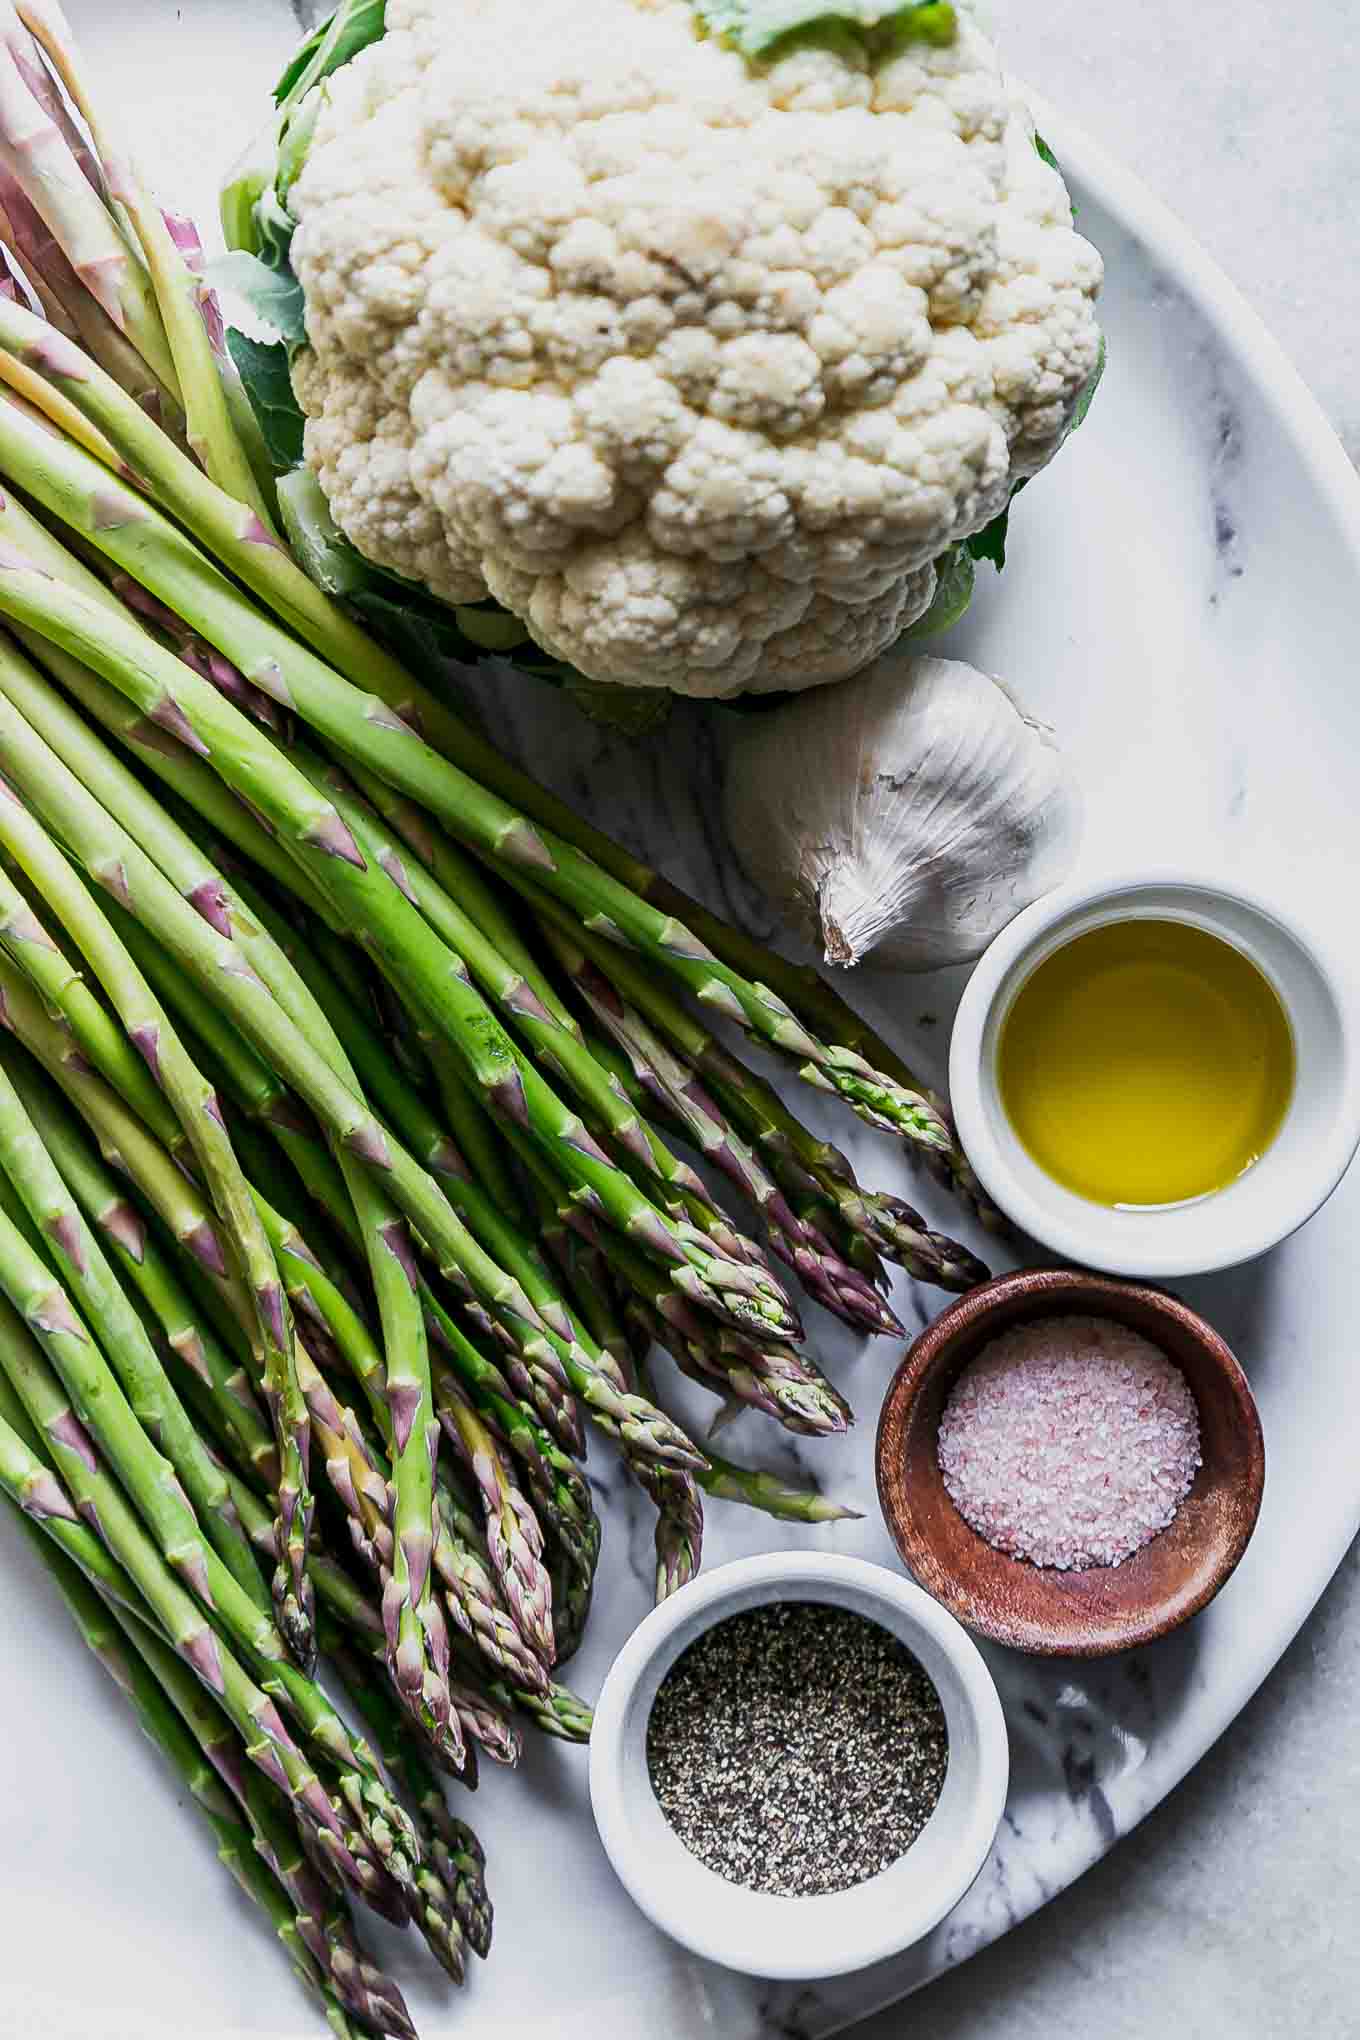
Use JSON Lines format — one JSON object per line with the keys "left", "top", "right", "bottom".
{"left": 588, "top": 1552, "right": 1009, "bottom": 1980}
{"left": 950, "top": 869, "right": 1360, "bottom": 1278}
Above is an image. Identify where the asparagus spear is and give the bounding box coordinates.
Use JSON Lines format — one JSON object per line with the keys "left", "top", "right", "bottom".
{"left": 465, "top": 1649, "right": 594, "bottom": 1745}
{"left": 519, "top": 1128, "right": 849, "bottom": 1437}
{"left": 0, "top": 1297, "right": 403, "bottom": 1911}
{"left": 226, "top": 897, "right": 585, "bottom": 1456}
{"left": 0, "top": 1192, "right": 423, "bottom": 1884}
{"left": 0, "top": 972, "right": 437, "bottom": 1657}
{"left": 539, "top": 1185, "right": 860, "bottom": 1528}
{"left": 0, "top": 1061, "right": 270, "bottom": 1607}
{"left": 0, "top": 515, "right": 337, "bottom": 951}
{"left": 11, "top": 0, "right": 273, "bottom": 517}
{"left": 0, "top": 856, "right": 175, "bottom": 1146}
{"left": 157, "top": 1177, "right": 552, "bottom": 1704}
{"left": 208, "top": 1082, "right": 560, "bottom": 1679}
{"left": 326, "top": 1622, "right": 494, "bottom": 1963}
{"left": 24, "top": 1510, "right": 415, "bottom": 2039}
{"left": 518, "top": 1163, "right": 701, "bottom": 1601}
{"left": 0, "top": 598, "right": 513, "bottom": 1739}
{"left": 544, "top": 924, "right": 904, "bottom": 1333}
{"left": 26, "top": 1532, "right": 386, "bottom": 2038}
{"left": 1, "top": 1054, "right": 279, "bottom": 1487}
{"left": 302, "top": 752, "right": 760, "bottom": 1259}
{"left": 0, "top": 12, "right": 178, "bottom": 391}
{"left": 0, "top": 178, "right": 182, "bottom": 426}
{"left": 0, "top": 750, "right": 315, "bottom": 1662}
{"left": 531, "top": 886, "right": 990, "bottom": 1292}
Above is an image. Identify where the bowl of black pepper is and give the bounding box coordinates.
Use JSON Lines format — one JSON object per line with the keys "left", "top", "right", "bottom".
{"left": 589, "top": 1552, "right": 1009, "bottom": 1979}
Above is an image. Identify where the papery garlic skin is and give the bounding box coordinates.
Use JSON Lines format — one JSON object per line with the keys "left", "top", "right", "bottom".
{"left": 723, "top": 653, "right": 1082, "bottom": 970}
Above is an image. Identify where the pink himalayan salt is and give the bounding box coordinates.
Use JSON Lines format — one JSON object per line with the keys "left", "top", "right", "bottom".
{"left": 936, "top": 1314, "right": 1202, "bottom": 1572}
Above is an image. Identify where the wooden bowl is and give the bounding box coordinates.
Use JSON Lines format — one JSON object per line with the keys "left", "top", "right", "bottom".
{"left": 874, "top": 1269, "right": 1265, "bottom": 1656}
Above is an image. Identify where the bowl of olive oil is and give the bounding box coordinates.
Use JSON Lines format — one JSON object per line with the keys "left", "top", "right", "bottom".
{"left": 950, "top": 873, "right": 1360, "bottom": 1277}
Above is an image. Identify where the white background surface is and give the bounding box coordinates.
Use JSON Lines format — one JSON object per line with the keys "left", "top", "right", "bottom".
{"left": 861, "top": 3, "right": 1360, "bottom": 2033}
{"left": 10, "top": 4, "right": 1358, "bottom": 2038}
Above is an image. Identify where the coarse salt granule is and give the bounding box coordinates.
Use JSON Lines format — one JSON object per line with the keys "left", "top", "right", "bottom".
{"left": 936, "top": 1314, "right": 1202, "bottom": 1571}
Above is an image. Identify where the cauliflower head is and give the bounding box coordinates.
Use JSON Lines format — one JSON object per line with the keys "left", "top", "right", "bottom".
{"left": 288, "top": 0, "right": 1103, "bottom": 697}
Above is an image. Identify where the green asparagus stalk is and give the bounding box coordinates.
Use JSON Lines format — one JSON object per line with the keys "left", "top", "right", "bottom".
{"left": 543, "top": 920, "right": 906, "bottom": 1332}
{"left": 433, "top": 1371, "right": 554, "bottom": 1665}
{"left": 321, "top": 1657, "right": 473, "bottom": 1983}
{"left": 0, "top": 1356, "right": 124, "bottom": 1578}
{"left": 530, "top": 886, "right": 990, "bottom": 1291}
{"left": 0, "top": 1295, "right": 403, "bottom": 1912}
{"left": 516, "top": 1162, "right": 700, "bottom": 1601}
{"left": 0, "top": 731, "right": 314, "bottom": 1661}
{"left": 121, "top": 922, "right": 462, "bottom": 1754}
{"left": 293, "top": 792, "right": 796, "bottom": 1337}
{"left": 0, "top": 1054, "right": 279, "bottom": 1487}
{"left": 0, "top": 859, "right": 177, "bottom": 1145}
{"left": 15, "top": 1515, "right": 374, "bottom": 2039}
{"left": 0, "top": 518, "right": 337, "bottom": 951}
{"left": 0, "top": 960, "right": 552, "bottom": 1626}
{"left": 0, "top": 1051, "right": 428, "bottom": 1869}
{"left": 0, "top": 586, "right": 513, "bottom": 1741}
{"left": 220, "top": 1101, "right": 560, "bottom": 1680}
{"left": 304, "top": 751, "right": 741, "bottom": 1237}
{"left": 165, "top": 1167, "right": 553, "bottom": 1703}
{"left": 633, "top": 1347, "right": 862, "bottom": 1526}
{"left": 227, "top": 893, "right": 585, "bottom": 1456}
{"left": 0, "top": 992, "right": 396, "bottom": 1618}
{"left": 534, "top": 1173, "right": 634, "bottom": 1377}
{"left": 228, "top": 919, "right": 681, "bottom": 1502}
{"left": 49, "top": 1047, "right": 464, "bottom": 1763}
{"left": 21, "top": 1531, "right": 380, "bottom": 2040}
{"left": 516, "top": 1120, "right": 849, "bottom": 1437}
{"left": 12, "top": 0, "right": 273, "bottom": 518}
{"left": 0, "top": 462, "right": 799, "bottom": 1343}
{"left": 538, "top": 1173, "right": 857, "bottom": 1526}
{"left": 0, "top": 13, "right": 179, "bottom": 392}
{"left": 0, "top": 182, "right": 183, "bottom": 431}
{"left": 228, "top": 1767, "right": 412, "bottom": 2040}
{"left": 233, "top": 1447, "right": 522, "bottom": 1782}
{"left": 422, "top": 1023, "right": 523, "bottom": 1217}
{"left": 324, "top": 1621, "right": 494, "bottom": 1962}
{"left": 446, "top": 1670, "right": 522, "bottom": 1770}
{"left": 462, "top": 1647, "right": 594, "bottom": 1745}
{"left": 0, "top": 1062, "right": 270, "bottom": 1608}
{"left": 353, "top": 1163, "right": 456, "bottom": 1750}
{"left": 0, "top": 1193, "right": 425, "bottom": 1892}
{"left": 25, "top": 1513, "right": 414, "bottom": 2039}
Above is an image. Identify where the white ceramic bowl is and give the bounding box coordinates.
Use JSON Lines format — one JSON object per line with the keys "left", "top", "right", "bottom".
{"left": 588, "top": 1552, "right": 1009, "bottom": 1980}
{"left": 950, "top": 870, "right": 1360, "bottom": 1278}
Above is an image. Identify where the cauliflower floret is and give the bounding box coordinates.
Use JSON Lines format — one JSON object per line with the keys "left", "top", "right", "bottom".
{"left": 289, "top": 0, "right": 1102, "bottom": 697}
{"left": 294, "top": 350, "right": 488, "bottom": 603}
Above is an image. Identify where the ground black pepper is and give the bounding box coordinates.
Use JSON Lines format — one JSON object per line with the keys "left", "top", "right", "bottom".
{"left": 645, "top": 1600, "right": 949, "bottom": 1896}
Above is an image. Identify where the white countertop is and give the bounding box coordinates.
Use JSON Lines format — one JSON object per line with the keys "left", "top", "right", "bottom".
{"left": 860, "top": 2, "right": 1360, "bottom": 2032}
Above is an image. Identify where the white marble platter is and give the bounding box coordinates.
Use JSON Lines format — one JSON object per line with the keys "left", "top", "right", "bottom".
{"left": 2, "top": 4, "right": 1359, "bottom": 2037}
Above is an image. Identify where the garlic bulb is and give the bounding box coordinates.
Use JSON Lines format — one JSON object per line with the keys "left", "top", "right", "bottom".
{"left": 723, "top": 653, "right": 1082, "bottom": 971}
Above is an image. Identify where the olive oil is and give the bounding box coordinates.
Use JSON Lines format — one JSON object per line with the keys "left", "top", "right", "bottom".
{"left": 998, "top": 918, "right": 1294, "bottom": 1207}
